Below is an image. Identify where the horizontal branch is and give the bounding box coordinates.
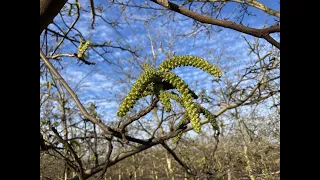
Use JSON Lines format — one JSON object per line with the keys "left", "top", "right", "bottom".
{"left": 150, "top": 0, "right": 280, "bottom": 49}
{"left": 189, "top": 0, "right": 280, "bottom": 18}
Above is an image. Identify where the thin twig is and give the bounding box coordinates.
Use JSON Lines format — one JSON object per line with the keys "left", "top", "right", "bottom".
{"left": 51, "top": 127, "right": 85, "bottom": 180}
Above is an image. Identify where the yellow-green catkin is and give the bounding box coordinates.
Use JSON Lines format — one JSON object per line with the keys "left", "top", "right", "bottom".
{"left": 163, "top": 91, "right": 184, "bottom": 105}
{"left": 158, "top": 55, "right": 222, "bottom": 78}
{"left": 138, "top": 63, "right": 163, "bottom": 98}
{"left": 173, "top": 114, "right": 188, "bottom": 143}
{"left": 160, "top": 71, "right": 201, "bottom": 133}
{"left": 78, "top": 39, "right": 90, "bottom": 59}
{"left": 173, "top": 131, "right": 183, "bottom": 143}
{"left": 200, "top": 107, "right": 219, "bottom": 131}
{"left": 159, "top": 90, "right": 171, "bottom": 112}
{"left": 139, "top": 83, "right": 154, "bottom": 98}
{"left": 117, "top": 56, "right": 223, "bottom": 135}
{"left": 117, "top": 64, "right": 157, "bottom": 117}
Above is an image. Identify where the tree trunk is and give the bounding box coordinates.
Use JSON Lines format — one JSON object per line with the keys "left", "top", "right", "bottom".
{"left": 61, "top": 101, "right": 70, "bottom": 180}
{"left": 244, "top": 146, "right": 255, "bottom": 180}
{"left": 64, "top": 169, "right": 68, "bottom": 180}
{"left": 40, "top": 0, "right": 68, "bottom": 34}
{"left": 152, "top": 161, "right": 158, "bottom": 180}
{"left": 166, "top": 152, "right": 174, "bottom": 180}
{"left": 183, "top": 172, "right": 188, "bottom": 180}
{"left": 227, "top": 169, "right": 231, "bottom": 180}
{"left": 152, "top": 170, "right": 158, "bottom": 180}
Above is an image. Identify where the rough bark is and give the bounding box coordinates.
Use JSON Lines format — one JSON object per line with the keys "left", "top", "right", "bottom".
{"left": 40, "top": 0, "right": 68, "bottom": 35}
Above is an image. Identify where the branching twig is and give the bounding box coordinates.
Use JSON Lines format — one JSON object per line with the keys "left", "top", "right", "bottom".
{"left": 185, "top": 0, "right": 280, "bottom": 18}
{"left": 89, "top": 0, "right": 96, "bottom": 29}
{"left": 99, "top": 136, "right": 113, "bottom": 179}
{"left": 51, "top": 127, "right": 85, "bottom": 180}
{"left": 119, "top": 97, "right": 159, "bottom": 133}
{"left": 161, "top": 142, "right": 195, "bottom": 176}
{"left": 51, "top": 2, "right": 81, "bottom": 55}
{"left": 40, "top": 49, "right": 114, "bottom": 135}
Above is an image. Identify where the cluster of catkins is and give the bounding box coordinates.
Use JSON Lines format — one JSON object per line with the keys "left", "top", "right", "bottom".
{"left": 77, "top": 39, "right": 90, "bottom": 59}
{"left": 117, "top": 55, "right": 222, "bottom": 134}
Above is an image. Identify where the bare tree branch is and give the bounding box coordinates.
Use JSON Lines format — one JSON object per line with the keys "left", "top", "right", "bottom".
{"left": 40, "top": 49, "right": 114, "bottom": 135}
{"left": 99, "top": 137, "right": 113, "bottom": 179}
{"left": 185, "top": 0, "right": 280, "bottom": 18}
{"left": 119, "top": 97, "right": 159, "bottom": 133}
{"left": 161, "top": 142, "right": 194, "bottom": 176}
{"left": 150, "top": 0, "right": 280, "bottom": 49}
{"left": 51, "top": 2, "right": 81, "bottom": 55}
{"left": 89, "top": 0, "right": 96, "bottom": 29}
{"left": 51, "top": 127, "right": 85, "bottom": 180}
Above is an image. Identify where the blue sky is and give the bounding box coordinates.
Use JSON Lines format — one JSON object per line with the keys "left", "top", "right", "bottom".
{"left": 42, "top": 0, "right": 280, "bottom": 125}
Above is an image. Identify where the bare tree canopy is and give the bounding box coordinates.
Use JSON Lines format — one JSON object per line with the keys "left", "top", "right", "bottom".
{"left": 40, "top": 0, "right": 280, "bottom": 179}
